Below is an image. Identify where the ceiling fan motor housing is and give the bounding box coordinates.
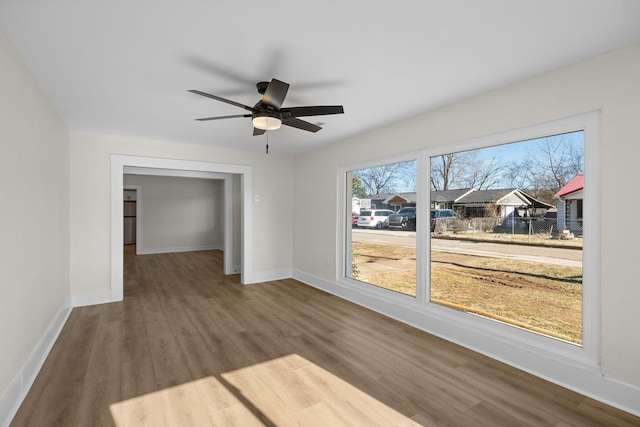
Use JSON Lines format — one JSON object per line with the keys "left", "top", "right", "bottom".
{"left": 256, "top": 81, "right": 270, "bottom": 95}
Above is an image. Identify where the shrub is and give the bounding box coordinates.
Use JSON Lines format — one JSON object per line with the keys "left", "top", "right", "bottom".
{"left": 352, "top": 249, "right": 360, "bottom": 278}
{"left": 452, "top": 218, "right": 468, "bottom": 234}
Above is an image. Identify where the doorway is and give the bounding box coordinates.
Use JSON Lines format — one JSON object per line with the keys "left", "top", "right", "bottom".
{"left": 110, "top": 155, "right": 254, "bottom": 303}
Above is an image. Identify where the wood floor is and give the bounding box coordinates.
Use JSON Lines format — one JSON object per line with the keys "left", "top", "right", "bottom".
{"left": 11, "top": 250, "right": 639, "bottom": 426}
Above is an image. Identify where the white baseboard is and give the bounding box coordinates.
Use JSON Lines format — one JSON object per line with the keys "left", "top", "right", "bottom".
{"left": 137, "top": 244, "right": 223, "bottom": 255}
{"left": 292, "top": 269, "right": 640, "bottom": 417}
{"left": 72, "top": 289, "right": 112, "bottom": 307}
{"left": 244, "top": 268, "right": 292, "bottom": 285}
{"left": 0, "top": 296, "right": 72, "bottom": 427}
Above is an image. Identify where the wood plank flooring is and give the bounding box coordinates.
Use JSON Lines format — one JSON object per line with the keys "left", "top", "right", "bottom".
{"left": 10, "top": 249, "right": 640, "bottom": 426}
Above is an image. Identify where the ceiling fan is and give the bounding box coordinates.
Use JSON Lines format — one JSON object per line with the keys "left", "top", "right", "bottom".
{"left": 189, "top": 78, "right": 344, "bottom": 136}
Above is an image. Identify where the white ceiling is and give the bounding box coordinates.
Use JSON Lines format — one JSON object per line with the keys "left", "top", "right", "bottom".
{"left": 2, "top": 1, "right": 640, "bottom": 155}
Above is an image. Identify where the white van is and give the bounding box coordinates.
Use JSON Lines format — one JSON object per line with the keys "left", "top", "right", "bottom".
{"left": 356, "top": 209, "right": 395, "bottom": 229}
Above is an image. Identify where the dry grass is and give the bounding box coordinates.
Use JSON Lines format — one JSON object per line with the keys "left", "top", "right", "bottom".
{"left": 439, "top": 231, "right": 583, "bottom": 248}
{"left": 431, "top": 251, "right": 582, "bottom": 343}
{"left": 352, "top": 243, "right": 417, "bottom": 296}
{"left": 352, "top": 242, "right": 582, "bottom": 344}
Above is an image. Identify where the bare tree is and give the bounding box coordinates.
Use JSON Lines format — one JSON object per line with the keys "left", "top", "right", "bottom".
{"left": 430, "top": 153, "right": 466, "bottom": 190}
{"left": 503, "top": 162, "right": 528, "bottom": 189}
{"left": 524, "top": 135, "right": 583, "bottom": 192}
{"left": 463, "top": 154, "right": 505, "bottom": 190}
{"left": 432, "top": 133, "right": 583, "bottom": 199}
{"left": 354, "top": 161, "right": 415, "bottom": 196}
{"left": 502, "top": 135, "right": 584, "bottom": 204}
{"left": 430, "top": 151, "right": 504, "bottom": 190}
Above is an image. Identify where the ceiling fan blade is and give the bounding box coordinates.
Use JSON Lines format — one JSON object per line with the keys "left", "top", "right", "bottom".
{"left": 262, "top": 79, "right": 289, "bottom": 109}
{"left": 280, "top": 105, "right": 344, "bottom": 118}
{"left": 253, "top": 127, "right": 266, "bottom": 136}
{"left": 188, "top": 89, "right": 254, "bottom": 112}
{"left": 196, "top": 114, "right": 251, "bottom": 121}
{"left": 282, "top": 117, "right": 322, "bottom": 133}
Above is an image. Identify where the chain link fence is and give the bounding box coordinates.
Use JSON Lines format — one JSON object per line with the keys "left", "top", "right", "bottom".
{"left": 433, "top": 217, "right": 583, "bottom": 239}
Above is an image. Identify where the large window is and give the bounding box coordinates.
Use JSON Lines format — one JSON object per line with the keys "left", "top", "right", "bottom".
{"left": 341, "top": 113, "right": 599, "bottom": 361}
{"left": 429, "top": 131, "right": 584, "bottom": 344}
{"left": 345, "top": 160, "right": 417, "bottom": 296}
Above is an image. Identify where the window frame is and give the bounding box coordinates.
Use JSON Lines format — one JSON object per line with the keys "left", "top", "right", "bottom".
{"left": 340, "top": 153, "right": 421, "bottom": 303}
{"left": 339, "top": 112, "right": 600, "bottom": 367}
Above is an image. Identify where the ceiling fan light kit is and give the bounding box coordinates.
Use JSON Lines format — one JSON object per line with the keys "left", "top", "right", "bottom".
{"left": 189, "top": 78, "right": 344, "bottom": 136}
{"left": 252, "top": 113, "right": 282, "bottom": 131}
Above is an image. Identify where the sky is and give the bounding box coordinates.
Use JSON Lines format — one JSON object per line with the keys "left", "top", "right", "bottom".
{"left": 354, "top": 130, "right": 585, "bottom": 194}
{"left": 471, "top": 130, "right": 584, "bottom": 164}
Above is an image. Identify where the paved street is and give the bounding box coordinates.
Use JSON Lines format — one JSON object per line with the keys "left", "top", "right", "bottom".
{"left": 352, "top": 229, "right": 582, "bottom": 267}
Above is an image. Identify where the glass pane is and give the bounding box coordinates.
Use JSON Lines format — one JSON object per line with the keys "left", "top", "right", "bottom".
{"left": 429, "top": 131, "right": 584, "bottom": 344}
{"left": 346, "top": 160, "right": 417, "bottom": 296}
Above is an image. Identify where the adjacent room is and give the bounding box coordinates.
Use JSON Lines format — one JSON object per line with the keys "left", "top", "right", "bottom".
{"left": 2, "top": 1, "right": 640, "bottom": 426}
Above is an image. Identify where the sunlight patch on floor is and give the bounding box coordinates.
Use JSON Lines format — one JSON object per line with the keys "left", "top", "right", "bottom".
{"left": 110, "top": 354, "right": 421, "bottom": 426}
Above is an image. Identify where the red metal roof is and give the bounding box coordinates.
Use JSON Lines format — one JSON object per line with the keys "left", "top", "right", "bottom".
{"left": 554, "top": 174, "right": 583, "bottom": 198}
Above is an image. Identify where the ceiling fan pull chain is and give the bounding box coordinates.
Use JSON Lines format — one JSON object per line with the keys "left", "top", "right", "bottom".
{"left": 266, "top": 131, "right": 269, "bottom": 154}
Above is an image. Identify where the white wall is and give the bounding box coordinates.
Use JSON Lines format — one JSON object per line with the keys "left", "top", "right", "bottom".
{"left": 123, "top": 175, "right": 224, "bottom": 254}
{"left": 70, "top": 132, "right": 293, "bottom": 300}
{"left": 0, "top": 29, "right": 71, "bottom": 423}
{"left": 292, "top": 43, "right": 640, "bottom": 414}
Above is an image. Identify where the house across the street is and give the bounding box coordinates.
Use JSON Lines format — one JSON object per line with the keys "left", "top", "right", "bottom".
{"left": 554, "top": 174, "right": 584, "bottom": 235}
{"left": 361, "top": 188, "right": 553, "bottom": 223}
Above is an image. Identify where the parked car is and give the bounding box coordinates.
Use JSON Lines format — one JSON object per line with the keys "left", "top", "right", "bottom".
{"left": 352, "top": 213, "right": 359, "bottom": 227}
{"left": 388, "top": 207, "right": 417, "bottom": 231}
{"left": 357, "top": 209, "right": 394, "bottom": 229}
{"left": 431, "top": 209, "right": 457, "bottom": 232}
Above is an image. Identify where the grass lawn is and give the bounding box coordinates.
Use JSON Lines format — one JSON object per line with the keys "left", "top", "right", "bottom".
{"left": 352, "top": 242, "right": 582, "bottom": 344}
{"left": 439, "top": 231, "right": 583, "bottom": 248}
